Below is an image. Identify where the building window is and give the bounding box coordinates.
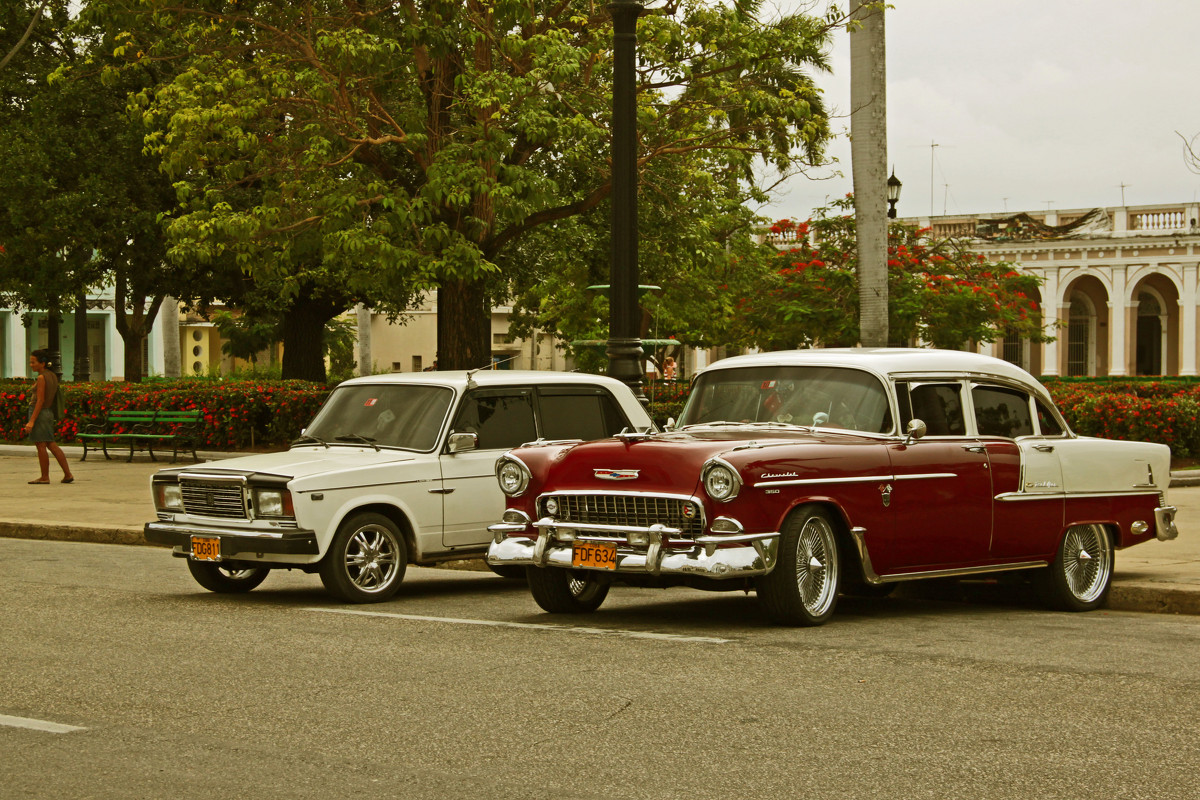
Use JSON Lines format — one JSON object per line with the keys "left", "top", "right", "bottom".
{"left": 411, "top": 355, "right": 422, "bottom": 372}
{"left": 1067, "top": 294, "right": 1095, "bottom": 377}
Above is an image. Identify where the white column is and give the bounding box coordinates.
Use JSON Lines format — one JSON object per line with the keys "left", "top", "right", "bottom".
{"left": 1182, "top": 263, "right": 1198, "bottom": 376}
{"left": 1109, "top": 265, "right": 1127, "bottom": 376}
{"left": 3, "top": 312, "right": 27, "bottom": 378}
{"left": 161, "top": 297, "right": 181, "bottom": 378}
{"left": 1041, "top": 269, "right": 1060, "bottom": 376}
{"left": 105, "top": 311, "right": 121, "bottom": 381}
{"left": 149, "top": 311, "right": 166, "bottom": 377}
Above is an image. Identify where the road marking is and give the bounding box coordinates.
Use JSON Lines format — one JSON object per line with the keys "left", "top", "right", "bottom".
{"left": 0, "top": 714, "right": 86, "bottom": 734}
{"left": 303, "top": 607, "right": 730, "bottom": 644}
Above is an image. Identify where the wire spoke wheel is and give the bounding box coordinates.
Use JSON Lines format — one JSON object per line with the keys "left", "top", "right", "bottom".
{"left": 757, "top": 506, "right": 841, "bottom": 626}
{"left": 1034, "top": 523, "right": 1113, "bottom": 612}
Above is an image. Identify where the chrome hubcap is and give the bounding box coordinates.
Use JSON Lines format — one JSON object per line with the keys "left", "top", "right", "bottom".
{"left": 344, "top": 526, "right": 400, "bottom": 592}
{"left": 796, "top": 517, "right": 837, "bottom": 615}
{"left": 1063, "top": 524, "right": 1111, "bottom": 602}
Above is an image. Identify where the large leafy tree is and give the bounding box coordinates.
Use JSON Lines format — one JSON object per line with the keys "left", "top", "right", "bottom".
{"left": 1, "top": 1, "right": 181, "bottom": 382}
{"left": 91, "top": 0, "right": 836, "bottom": 371}
{"left": 745, "top": 198, "right": 1052, "bottom": 350}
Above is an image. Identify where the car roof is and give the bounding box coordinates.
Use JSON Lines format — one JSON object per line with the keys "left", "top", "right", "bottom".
{"left": 700, "top": 348, "right": 1052, "bottom": 400}
{"left": 337, "top": 369, "right": 632, "bottom": 391}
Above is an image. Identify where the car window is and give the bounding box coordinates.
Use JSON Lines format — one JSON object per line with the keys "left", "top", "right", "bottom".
{"left": 905, "top": 382, "right": 967, "bottom": 436}
{"left": 1036, "top": 399, "right": 1066, "bottom": 436}
{"left": 537, "top": 388, "right": 629, "bottom": 440}
{"left": 679, "top": 366, "right": 892, "bottom": 433}
{"left": 305, "top": 384, "right": 454, "bottom": 451}
{"left": 452, "top": 391, "right": 537, "bottom": 450}
{"left": 972, "top": 385, "right": 1035, "bottom": 438}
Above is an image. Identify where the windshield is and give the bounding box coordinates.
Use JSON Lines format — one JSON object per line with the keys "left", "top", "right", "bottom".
{"left": 678, "top": 366, "right": 894, "bottom": 434}
{"left": 304, "top": 384, "right": 454, "bottom": 451}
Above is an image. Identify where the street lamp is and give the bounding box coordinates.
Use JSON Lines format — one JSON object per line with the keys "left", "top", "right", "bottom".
{"left": 605, "top": 0, "right": 647, "bottom": 403}
{"left": 886, "top": 169, "right": 902, "bottom": 218}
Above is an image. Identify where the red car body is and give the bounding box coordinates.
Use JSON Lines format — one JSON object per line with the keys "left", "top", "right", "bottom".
{"left": 487, "top": 349, "right": 1179, "bottom": 625}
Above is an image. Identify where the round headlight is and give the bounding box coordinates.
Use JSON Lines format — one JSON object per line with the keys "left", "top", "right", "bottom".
{"left": 497, "top": 458, "right": 530, "bottom": 497}
{"left": 703, "top": 462, "right": 741, "bottom": 502}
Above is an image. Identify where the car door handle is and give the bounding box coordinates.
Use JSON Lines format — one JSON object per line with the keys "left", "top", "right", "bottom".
{"left": 428, "top": 488, "right": 455, "bottom": 495}
{"left": 961, "top": 445, "right": 986, "bottom": 453}
{"left": 1033, "top": 445, "right": 1055, "bottom": 453}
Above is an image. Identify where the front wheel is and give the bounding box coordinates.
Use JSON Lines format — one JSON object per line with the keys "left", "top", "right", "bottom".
{"left": 526, "top": 567, "right": 609, "bottom": 613}
{"left": 319, "top": 512, "right": 408, "bottom": 603}
{"left": 187, "top": 561, "right": 270, "bottom": 593}
{"left": 1034, "top": 523, "right": 1113, "bottom": 611}
{"left": 756, "top": 506, "right": 841, "bottom": 626}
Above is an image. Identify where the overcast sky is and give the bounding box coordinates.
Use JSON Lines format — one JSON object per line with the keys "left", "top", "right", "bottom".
{"left": 759, "top": 0, "right": 1200, "bottom": 220}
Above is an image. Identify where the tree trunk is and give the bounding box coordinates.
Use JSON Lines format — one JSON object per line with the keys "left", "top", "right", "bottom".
{"left": 436, "top": 278, "right": 490, "bottom": 371}
{"left": 850, "top": 0, "right": 889, "bottom": 347}
{"left": 280, "top": 286, "right": 347, "bottom": 383}
{"left": 113, "top": 267, "right": 164, "bottom": 383}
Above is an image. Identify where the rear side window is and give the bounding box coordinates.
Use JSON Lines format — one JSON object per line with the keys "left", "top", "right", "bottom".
{"left": 904, "top": 382, "right": 967, "bottom": 436}
{"left": 538, "top": 388, "right": 629, "bottom": 440}
{"left": 1036, "top": 399, "right": 1066, "bottom": 436}
{"left": 452, "top": 392, "right": 537, "bottom": 450}
{"left": 972, "top": 385, "right": 1034, "bottom": 438}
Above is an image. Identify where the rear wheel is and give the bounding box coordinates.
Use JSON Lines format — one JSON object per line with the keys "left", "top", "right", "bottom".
{"left": 526, "top": 567, "right": 609, "bottom": 613}
{"left": 756, "top": 506, "right": 841, "bottom": 626}
{"left": 187, "top": 561, "right": 270, "bottom": 593}
{"left": 1034, "top": 523, "right": 1113, "bottom": 611}
{"left": 319, "top": 512, "right": 407, "bottom": 603}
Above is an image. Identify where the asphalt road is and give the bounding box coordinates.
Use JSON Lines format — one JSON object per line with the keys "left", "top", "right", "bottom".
{"left": 3, "top": 538, "right": 1199, "bottom": 800}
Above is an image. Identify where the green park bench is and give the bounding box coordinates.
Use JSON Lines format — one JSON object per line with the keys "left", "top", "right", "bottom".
{"left": 77, "top": 409, "right": 202, "bottom": 463}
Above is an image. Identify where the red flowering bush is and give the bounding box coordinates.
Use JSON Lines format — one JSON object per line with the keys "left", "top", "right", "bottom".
{"left": 1045, "top": 378, "right": 1200, "bottom": 458}
{"left": 0, "top": 379, "right": 329, "bottom": 450}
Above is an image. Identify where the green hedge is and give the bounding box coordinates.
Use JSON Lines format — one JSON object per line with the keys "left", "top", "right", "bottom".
{"left": 0, "top": 379, "right": 329, "bottom": 450}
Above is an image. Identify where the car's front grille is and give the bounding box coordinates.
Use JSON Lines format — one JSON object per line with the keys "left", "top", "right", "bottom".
{"left": 181, "top": 479, "right": 247, "bottom": 519}
{"left": 542, "top": 494, "right": 704, "bottom": 539}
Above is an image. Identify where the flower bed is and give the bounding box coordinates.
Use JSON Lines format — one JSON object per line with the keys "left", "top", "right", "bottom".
{"left": 0, "top": 379, "right": 329, "bottom": 451}
{"left": 1044, "top": 378, "right": 1200, "bottom": 458}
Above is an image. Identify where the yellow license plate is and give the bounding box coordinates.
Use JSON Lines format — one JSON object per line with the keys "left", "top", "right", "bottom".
{"left": 572, "top": 541, "right": 617, "bottom": 570}
{"left": 190, "top": 536, "right": 221, "bottom": 561}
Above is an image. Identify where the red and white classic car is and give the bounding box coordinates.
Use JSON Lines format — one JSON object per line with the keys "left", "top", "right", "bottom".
{"left": 487, "top": 349, "right": 1180, "bottom": 626}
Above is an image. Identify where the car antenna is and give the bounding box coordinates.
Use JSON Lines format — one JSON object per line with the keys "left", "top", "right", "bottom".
{"left": 466, "top": 354, "right": 519, "bottom": 389}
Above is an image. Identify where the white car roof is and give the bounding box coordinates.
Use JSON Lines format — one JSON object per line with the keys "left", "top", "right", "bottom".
{"left": 700, "top": 348, "right": 1053, "bottom": 402}
{"left": 338, "top": 369, "right": 633, "bottom": 391}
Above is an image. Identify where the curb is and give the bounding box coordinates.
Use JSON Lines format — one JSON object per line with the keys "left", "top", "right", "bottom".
{"left": 0, "top": 521, "right": 145, "bottom": 548}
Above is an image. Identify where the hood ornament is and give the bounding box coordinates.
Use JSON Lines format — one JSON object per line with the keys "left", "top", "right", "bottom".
{"left": 595, "top": 469, "right": 640, "bottom": 481}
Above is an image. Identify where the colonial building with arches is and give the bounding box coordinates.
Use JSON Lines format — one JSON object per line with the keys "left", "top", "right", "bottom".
{"left": 909, "top": 202, "right": 1200, "bottom": 377}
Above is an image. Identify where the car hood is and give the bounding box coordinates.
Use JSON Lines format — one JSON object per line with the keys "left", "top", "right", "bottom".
{"left": 167, "top": 446, "right": 419, "bottom": 481}
{"left": 540, "top": 428, "right": 865, "bottom": 496}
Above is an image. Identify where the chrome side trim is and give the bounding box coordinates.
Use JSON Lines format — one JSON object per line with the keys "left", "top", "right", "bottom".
{"left": 996, "top": 489, "right": 1163, "bottom": 503}
{"left": 875, "top": 560, "right": 1048, "bottom": 584}
{"left": 755, "top": 472, "right": 954, "bottom": 489}
{"left": 850, "top": 526, "right": 1048, "bottom": 584}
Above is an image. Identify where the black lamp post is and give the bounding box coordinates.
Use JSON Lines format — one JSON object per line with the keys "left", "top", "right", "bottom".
{"left": 605, "top": 0, "right": 646, "bottom": 402}
{"left": 887, "top": 169, "right": 902, "bottom": 219}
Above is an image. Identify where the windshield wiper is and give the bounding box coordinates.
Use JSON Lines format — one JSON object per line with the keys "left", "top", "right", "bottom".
{"left": 292, "top": 433, "right": 329, "bottom": 448}
{"left": 335, "top": 434, "right": 380, "bottom": 451}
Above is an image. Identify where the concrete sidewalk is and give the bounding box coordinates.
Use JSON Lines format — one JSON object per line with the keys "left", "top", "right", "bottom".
{"left": 2, "top": 443, "right": 1199, "bottom": 615}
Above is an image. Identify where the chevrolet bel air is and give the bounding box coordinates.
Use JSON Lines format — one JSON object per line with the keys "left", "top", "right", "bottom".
{"left": 487, "top": 349, "right": 1180, "bottom": 625}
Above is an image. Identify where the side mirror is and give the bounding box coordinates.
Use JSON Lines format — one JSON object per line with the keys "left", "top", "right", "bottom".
{"left": 904, "top": 419, "right": 927, "bottom": 445}
{"left": 448, "top": 432, "right": 479, "bottom": 454}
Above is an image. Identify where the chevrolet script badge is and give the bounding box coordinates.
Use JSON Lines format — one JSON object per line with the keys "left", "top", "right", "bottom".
{"left": 595, "top": 469, "right": 640, "bottom": 481}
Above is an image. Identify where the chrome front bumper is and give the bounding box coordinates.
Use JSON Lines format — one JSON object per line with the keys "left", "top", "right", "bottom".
{"left": 486, "top": 521, "right": 780, "bottom": 579}
{"left": 1156, "top": 505, "right": 1180, "bottom": 541}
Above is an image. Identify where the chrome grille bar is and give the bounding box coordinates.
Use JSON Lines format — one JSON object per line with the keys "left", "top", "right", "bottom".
{"left": 541, "top": 493, "right": 704, "bottom": 539}
{"left": 180, "top": 480, "right": 248, "bottom": 519}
